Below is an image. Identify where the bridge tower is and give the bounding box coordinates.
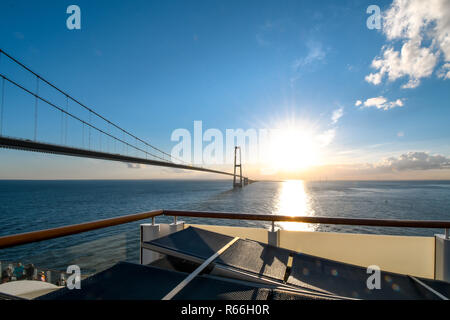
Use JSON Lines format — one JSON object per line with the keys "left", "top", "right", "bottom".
{"left": 233, "top": 146, "right": 243, "bottom": 188}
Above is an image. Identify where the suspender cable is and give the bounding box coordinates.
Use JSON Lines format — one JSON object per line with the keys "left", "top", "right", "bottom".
{"left": 65, "top": 96, "right": 69, "bottom": 145}
{"left": 0, "top": 78, "right": 4, "bottom": 136}
{"left": 60, "top": 107, "right": 64, "bottom": 144}
{"left": 34, "top": 77, "right": 39, "bottom": 141}
{"left": 82, "top": 122, "right": 85, "bottom": 148}
{"left": 88, "top": 111, "right": 91, "bottom": 150}
{"left": 0, "top": 53, "right": 4, "bottom": 136}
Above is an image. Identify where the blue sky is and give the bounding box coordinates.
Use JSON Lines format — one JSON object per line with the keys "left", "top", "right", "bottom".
{"left": 0, "top": 0, "right": 449, "bottom": 180}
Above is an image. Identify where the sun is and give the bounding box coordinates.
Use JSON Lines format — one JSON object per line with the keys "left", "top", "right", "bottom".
{"left": 261, "top": 120, "right": 323, "bottom": 172}
{"left": 270, "top": 127, "right": 319, "bottom": 171}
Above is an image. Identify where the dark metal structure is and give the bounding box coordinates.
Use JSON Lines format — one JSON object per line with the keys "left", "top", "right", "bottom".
{"left": 0, "top": 136, "right": 239, "bottom": 178}
{"left": 233, "top": 146, "right": 243, "bottom": 188}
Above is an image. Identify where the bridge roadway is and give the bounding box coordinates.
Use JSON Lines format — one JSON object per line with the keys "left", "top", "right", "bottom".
{"left": 0, "top": 136, "right": 252, "bottom": 181}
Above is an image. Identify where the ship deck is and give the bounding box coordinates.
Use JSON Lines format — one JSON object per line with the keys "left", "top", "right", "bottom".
{"left": 36, "top": 227, "right": 450, "bottom": 300}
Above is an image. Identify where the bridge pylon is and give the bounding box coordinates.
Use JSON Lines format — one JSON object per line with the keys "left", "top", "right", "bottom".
{"left": 233, "top": 146, "right": 243, "bottom": 188}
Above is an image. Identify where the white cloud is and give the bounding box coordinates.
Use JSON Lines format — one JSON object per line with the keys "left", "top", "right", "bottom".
{"left": 438, "top": 63, "right": 450, "bottom": 79}
{"left": 364, "top": 96, "right": 387, "bottom": 107}
{"left": 255, "top": 20, "right": 281, "bottom": 47}
{"left": 366, "top": 41, "right": 438, "bottom": 88}
{"left": 316, "top": 129, "right": 335, "bottom": 147}
{"left": 331, "top": 107, "right": 344, "bottom": 124}
{"left": 355, "top": 100, "right": 362, "bottom": 106}
{"left": 366, "top": 0, "right": 450, "bottom": 88}
{"left": 376, "top": 152, "right": 450, "bottom": 171}
{"left": 358, "top": 96, "right": 404, "bottom": 110}
{"left": 293, "top": 40, "right": 326, "bottom": 70}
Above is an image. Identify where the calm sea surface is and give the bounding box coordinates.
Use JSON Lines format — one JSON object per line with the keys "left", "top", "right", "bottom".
{"left": 1, "top": 180, "right": 450, "bottom": 273}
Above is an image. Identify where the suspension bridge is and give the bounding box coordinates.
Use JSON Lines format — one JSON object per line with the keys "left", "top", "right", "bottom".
{"left": 0, "top": 49, "right": 250, "bottom": 187}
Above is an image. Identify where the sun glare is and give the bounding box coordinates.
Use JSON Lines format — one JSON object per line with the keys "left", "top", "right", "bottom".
{"left": 263, "top": 120, "right": 324, "bottom": 172}
{"left": 275, "top": 180, "right": 315, "bottom": 231}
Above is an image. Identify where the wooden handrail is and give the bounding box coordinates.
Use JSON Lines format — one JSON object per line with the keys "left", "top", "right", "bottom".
{"left": 164, "top": 210, "right": 450, "bottom": 229}
{"left": 0, "top": 209, "right": 163, "bottom": 249}
{"left": 1, "top": 208, "right": 450, "bottom": 250}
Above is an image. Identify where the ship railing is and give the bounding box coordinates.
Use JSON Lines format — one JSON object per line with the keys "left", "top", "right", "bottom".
{"left": 1, "top": 209, "right": 450, "bottom": 283}
{"left": 1, "top": 209, "right": 450, "bottom": 250}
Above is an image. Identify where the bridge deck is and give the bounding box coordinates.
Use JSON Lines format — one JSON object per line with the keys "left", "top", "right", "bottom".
{"left": 0, "top": 136, "right": 243, "bottom": 178}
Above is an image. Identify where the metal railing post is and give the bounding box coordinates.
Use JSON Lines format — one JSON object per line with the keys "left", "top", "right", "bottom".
{"left": 435, "top": 229, "right": 450, "bottom": 281}
{"left": 268, "top": 220, "right": 279, "bottom": 247}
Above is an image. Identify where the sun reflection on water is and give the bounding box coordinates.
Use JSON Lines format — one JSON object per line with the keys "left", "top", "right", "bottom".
{"left": 275, "top": 180, "right": 316, "bottom": 231}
